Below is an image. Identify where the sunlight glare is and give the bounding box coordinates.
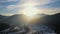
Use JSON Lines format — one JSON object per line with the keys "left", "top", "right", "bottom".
{"left": 21, "top": 2, "right": 39, "bottom": 17}
{"left": 19, "top": 1, "right": 40, "bottom": 23}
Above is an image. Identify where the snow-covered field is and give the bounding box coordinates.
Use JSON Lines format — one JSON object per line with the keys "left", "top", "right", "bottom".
{"left": 0, "top": 24, "right": 56, "bottom": 34}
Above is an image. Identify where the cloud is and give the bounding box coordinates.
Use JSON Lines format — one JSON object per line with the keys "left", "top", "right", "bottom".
{"left": 7, "top": 0, "right": 18, "bottom": 2}
{"left": 38, "top": 8, "right": 60, "bottom": 15}
{"left": 3, "top": 0, "right": 58, "bottom": 10}
{"left": 0, "top": 0, "right": 60, "bottom": 15}
{"left": 39, "top": 0, "right": 60, "bottom": 8}
{"left": 6, "top": 5, "right": 24, "bottom": 10}
{"left": 35, "top": 0, "right": 53, "bottom": 5}
{"left": 21, "top": 0, "right": 57, "bottom": 5}
{"left": 39, "top": 0, "right": 60, "bottom": 5}
{"left": 6, "top": 0, "right": 60, "bottom": 14}
{"left": 0, "top": 0, "right": 18, "bottom": 2}
{"left": 6, "top": 5, "right": 17, "bottom": 10}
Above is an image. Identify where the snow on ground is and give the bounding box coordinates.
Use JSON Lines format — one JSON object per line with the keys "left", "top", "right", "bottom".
{"left": 0, "top": 24, "right": 56, "bottom": 34}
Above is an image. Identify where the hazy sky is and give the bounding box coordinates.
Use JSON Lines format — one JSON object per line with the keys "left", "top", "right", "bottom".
{"left": 0, "top": 0, "right": 60, "bottom": 16}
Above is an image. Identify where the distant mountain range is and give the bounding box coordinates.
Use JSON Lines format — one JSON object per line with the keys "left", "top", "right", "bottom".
{"left": 2, "top": 14, "right": 25, "bottom": 25}
{"left": 0, "top": 15, "right": 9, "bottom": 21}
{"left": 0, "top": 13, "right": 60, "bottom": 34}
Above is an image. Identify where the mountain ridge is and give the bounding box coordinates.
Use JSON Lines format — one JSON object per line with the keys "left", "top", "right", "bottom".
{"left": 0, "top": 13, "right": 60, "bottom": 34}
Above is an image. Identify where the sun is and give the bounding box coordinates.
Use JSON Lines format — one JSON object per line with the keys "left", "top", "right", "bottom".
{"left": 19, "top": 2, "right": 41, "bottom": 24}
{"left": 20, "top": 2, "right": 39, "bottom": 17}
{"left": 22, "top": 8, "right": 39, "bottom": 16}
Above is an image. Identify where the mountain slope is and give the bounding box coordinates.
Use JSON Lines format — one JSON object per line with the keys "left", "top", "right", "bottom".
{"left": 0, "top": 15, "right": 9, "bottom": 21}
{"left": 43, "top": 13, "right": 60, "bottom": 33}
{"left": 0, "top": 15, "right": 10, "bottom": 31}
{"left": 0, "top": 13, "right": 60, "bottom": 34}
{"left": 2, "top": 14, "right": 25, "bottom": 26}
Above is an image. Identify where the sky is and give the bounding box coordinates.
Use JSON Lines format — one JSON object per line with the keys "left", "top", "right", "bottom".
{"left": 0, "top": 0, "right": 60, "bottom": 16}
